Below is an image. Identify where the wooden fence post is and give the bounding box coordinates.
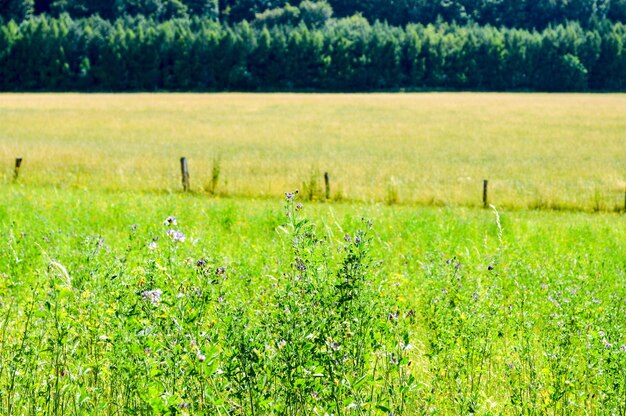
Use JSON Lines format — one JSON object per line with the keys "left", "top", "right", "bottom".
{"left": 14, "top": 158, "right": 22, "bottom": 180}
{"left": 483, "top": 179, "right": 488, "bottom": 208}
{"left": 324, "top": 172, "right": 330, "bottom": 200}
{"left": 180, "top": 157, "right": 189, "bottom": 191}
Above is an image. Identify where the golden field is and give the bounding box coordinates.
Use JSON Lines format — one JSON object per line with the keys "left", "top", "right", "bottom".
{"left": 1, "top": 93, "right": 625, "bottom": 210}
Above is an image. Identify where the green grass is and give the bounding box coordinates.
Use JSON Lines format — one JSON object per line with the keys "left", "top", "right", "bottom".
{"left": 1, "top": 93, "right": 626, "bottom": 210}
{"left": 1, "top": 93, "right": 626, "bottom": 414}
{"left": 1, "top": 184, "right": 626, "bottom": 414}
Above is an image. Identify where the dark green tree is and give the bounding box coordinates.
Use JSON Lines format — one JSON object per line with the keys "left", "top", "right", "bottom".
{"left": 299, "top": 0, "right": 332, "bottom": 28}
{"left": 50, "top": 0, "right": 116, "bottom": 19}
{"left": 0, "top": 0, "right": 34, "bottom": 21}
{"left": 183, "top": 0, "right": 218, "bottom": 18}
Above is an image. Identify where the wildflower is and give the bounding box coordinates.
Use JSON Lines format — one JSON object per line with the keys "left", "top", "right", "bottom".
{"left": 328, "top": 341, "right": 341, "bottom": 351}
{"left": 196, "top": 259, "right": 207, "bottom": 268}
{"left": 285, "top": 190, "right": 298, "bottom": 201}
{"left": 344, "top": 234, "right": 351, "bottom": 243}
{"left": 354, "top": 235, "right": 362, "bottom": 244}
{"left": 176, "top": 293, "right": 185, "bottom": 299}
{"left": 347, "top": 403, "right": 357, "bottom": 410}
{"left": 148, "top": 241, "right": 158, "bottom": 251}
{"left": 178, "top": 403, "right": 190, "bottom": 409}
{"left": 605, "top": 341, "right": 613, "bottom": 349}
{"left": 295, "top": 202, "right": 304, "bottom": 211}
{"left": 296, "top": 262, "right": 306, "bottom": 272}
{"left": 621, "top": 345, "right": 626, "bottom": 352}
{"left": 215, "top": 267, "right": 226, "bottom": 275}
{"left": 142, "top": 289, "right": 163, "bottom": 305}
{"left": 277, "top": 339, "right": 287, "bottom": 349}
{"left": 197, "top": 352, "right": 206, "bottom": 362}
{"left": 167, "top": 229, "right": 185, "bottom": 242}
{"left": 163, "top": 216, "right": 177, "bottom": 226}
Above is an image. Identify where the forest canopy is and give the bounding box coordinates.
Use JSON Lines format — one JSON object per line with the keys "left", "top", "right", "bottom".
{"left": 1, "top": 1, "right": 625, "bottom": 92}
{"left": 3, "top": 0, "right": 626, "bottom": 29}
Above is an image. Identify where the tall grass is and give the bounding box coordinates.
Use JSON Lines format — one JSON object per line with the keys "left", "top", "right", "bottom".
{"left": 1, "top": 185, "right": 626, "bottom": 413}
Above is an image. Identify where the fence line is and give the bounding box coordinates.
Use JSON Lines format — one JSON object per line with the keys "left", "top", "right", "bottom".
{"left": 9, "top": 157, "right": 626, "bottom": 213}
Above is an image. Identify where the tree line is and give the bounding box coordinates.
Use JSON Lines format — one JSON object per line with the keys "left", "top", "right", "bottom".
{"left": 3, "top": 0, "right": 626, "bottom": 29}
{"left": 1, "top": 14, "right": 625, "bottom": 92}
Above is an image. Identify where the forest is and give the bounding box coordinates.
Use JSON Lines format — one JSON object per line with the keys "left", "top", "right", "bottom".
{"left": 4, "top": 0, "right": 626, "bottom": 29}
{"left": 1, "top": 0, "right": 626, "bottom": 91}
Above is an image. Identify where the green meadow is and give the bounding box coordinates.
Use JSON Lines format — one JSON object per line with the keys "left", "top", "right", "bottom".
{"left": 0, "top": 94, "right": 625, "bottom": 414}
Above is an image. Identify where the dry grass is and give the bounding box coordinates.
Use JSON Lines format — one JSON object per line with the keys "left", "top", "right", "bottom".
{"left": 1, "top": 92, "right": 625, "bottom": 209}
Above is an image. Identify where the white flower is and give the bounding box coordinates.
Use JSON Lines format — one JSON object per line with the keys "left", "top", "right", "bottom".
{"left": 148, "top": 241, "right": 158, "bottom": 250}
{"left": 163, "top": 216, "right": 177, "bottom": 226}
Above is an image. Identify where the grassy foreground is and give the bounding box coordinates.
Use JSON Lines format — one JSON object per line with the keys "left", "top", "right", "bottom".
{"left": 1, "top": 93, "right": 626, "bottom": 210}
{"left": 1, "top": 185, "right": 625, "bottom": 414}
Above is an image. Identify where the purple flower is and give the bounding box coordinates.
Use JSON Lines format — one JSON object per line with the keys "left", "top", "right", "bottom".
{"left": 167, "top": 229, "right": 185, "bottom": 242}
{"left": 285, "top": 190, "right": 298, "bottom": 201}
{"left": 142, "top": 289, "right": 163, "bottom": 305}
{"left": 329, "top": 341, "right": 341, "bottom": 351}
